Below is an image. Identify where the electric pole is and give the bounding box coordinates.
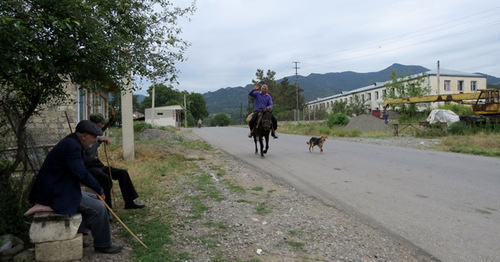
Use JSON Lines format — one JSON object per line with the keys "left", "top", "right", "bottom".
{"left": 293, "top": 61, "right": 300, "bottom": 122}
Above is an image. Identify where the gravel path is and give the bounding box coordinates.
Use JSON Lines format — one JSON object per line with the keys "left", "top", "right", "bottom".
{"left": 164, "top": 133, "right": 440, "bottom": 261}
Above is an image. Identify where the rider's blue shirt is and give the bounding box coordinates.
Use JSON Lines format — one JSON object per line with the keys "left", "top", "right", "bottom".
{"left": 249, "top": 90, "right": 273, "bottom": 111}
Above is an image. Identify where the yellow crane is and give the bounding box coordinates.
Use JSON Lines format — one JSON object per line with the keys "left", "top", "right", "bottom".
{"left": 383, "top": 89, "right": 500, "bottom": 122}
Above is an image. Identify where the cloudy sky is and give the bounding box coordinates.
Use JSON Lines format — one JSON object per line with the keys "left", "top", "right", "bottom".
{"left": 136, "top": 0, "right": 500, "bottom": 96}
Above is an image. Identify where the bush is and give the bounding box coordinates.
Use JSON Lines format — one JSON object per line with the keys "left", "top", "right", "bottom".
{"left": 134, "top": 122, "right": 152, "bottom": 133}
{"left": 210, "top": 113, "right": 231, "bottom": 126}
{"left": 326, "top": 113, "right": 349, "bottom": 128}
{"left": 439, "top": 104, "right": 474, "bottom": 116}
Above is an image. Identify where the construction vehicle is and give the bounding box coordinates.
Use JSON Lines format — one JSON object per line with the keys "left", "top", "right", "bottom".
{"left": 383, "top": 89, "right": 500, "bottom": 123}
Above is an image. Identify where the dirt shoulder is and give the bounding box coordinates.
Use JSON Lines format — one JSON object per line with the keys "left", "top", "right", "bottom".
{"left": 163, "top": 132, "right": 439, "bottom": 261}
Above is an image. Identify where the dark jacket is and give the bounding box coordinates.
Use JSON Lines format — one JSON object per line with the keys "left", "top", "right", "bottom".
{"left": 30, "top": 133, "right": 104, "bottom": 215}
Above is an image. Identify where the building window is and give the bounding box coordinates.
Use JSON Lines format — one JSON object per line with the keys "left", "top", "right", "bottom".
{"left": 367, "top": 93, "right": 371, "bottom": 101}
{"left": 99, "top": 96, "right": 106, "bottom": 115}
{"left": 444, "top": 80, "right": 451, "bottom": 91}
{"left": 458, "top": 80, "right": 464, "bottom": 92}
{"left": 471, "top": 81, "right": 477, "bottom": 91}
{"left": 375, "top": 91, "right": 379, "bottom": 99}
{"left": 78, "top": 87, "right": 87, "bottom": 121}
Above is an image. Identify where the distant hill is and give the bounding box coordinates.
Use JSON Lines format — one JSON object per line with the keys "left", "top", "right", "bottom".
{"left": 136, "top": 94, "right": 146, "bottom": 103}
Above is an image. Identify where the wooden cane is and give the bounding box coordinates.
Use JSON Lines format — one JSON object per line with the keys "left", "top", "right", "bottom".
{"left": 96, "top": 194, "right": 148, "bottom": 249}
{"left": 103, "top": 143, "right": 117, "bottom": 208}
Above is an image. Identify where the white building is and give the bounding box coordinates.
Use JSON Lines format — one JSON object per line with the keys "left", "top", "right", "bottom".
{"left": 306, "top": 69, "right": 487, "bottom": 117}
{"left": 145, "top": 105, "right": 185, "bottom": 127}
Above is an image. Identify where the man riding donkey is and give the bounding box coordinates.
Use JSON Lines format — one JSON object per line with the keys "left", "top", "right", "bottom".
{"left": 247, "top": 83, "right": 278, "bottom": 139}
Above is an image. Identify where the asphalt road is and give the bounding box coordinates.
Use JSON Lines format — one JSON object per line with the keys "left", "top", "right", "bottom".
{"left": 191, "top": 126, "right": 500, "bottom": 262}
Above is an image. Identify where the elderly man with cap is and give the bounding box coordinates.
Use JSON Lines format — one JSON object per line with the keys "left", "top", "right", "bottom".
{"left": 85, "top": 113, "right": 145, "bottom": 210}
{"left": 27, "top": 120, "right": 123, "bottom": 254}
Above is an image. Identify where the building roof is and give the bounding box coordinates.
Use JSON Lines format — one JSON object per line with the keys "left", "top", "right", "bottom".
{"left": 145, "top": 105, "right": 185, "bottom": 110}
{"left": 426, "top": 69, "right": 485, "bottom": 78}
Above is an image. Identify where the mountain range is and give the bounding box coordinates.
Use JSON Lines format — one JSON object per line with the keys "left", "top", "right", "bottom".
{"left": 202, "top": 63, "right": 500, "bottom": 117}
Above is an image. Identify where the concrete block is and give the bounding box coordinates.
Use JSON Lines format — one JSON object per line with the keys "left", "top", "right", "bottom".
{"left": 35, "top": 234, "right": 82, "bottom": 262}
{"left": 29, "top": 213, "right": 82, "bottom": 243}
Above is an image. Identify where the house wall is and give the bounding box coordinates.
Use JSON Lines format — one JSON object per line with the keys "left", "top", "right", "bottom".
{"left": 26, "top": 82, "right": 111, "bottom": 145}
{"left": 145, "top": 108, "right": 177, "bottom": 127}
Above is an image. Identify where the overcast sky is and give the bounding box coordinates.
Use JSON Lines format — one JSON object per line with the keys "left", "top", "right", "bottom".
{"left": 136, "top": 0, "right": 500, "bottom": 96}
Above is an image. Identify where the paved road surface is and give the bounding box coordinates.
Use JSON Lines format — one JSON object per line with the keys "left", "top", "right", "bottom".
{"left": 192, "top": 127, "right": 500, "bottom": 262}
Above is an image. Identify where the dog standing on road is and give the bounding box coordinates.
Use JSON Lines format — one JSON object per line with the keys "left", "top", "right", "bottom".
{"left": 307, "top": 135, "right": 327, "bottom": 152}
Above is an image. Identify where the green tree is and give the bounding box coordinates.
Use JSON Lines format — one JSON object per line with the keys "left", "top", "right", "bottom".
{"left": 347, "top": 94, "right": 369, "bottom": 116}
{"left": 273, "top": 77, "right": 305, "bottom": 120}
{"left": 383, "top": 69, "right": 431, "bottom": 116}
{"left": 141, "top": 84, "right": 184, "bottom": 109}
{"left": 186, "top": 92, "right": 209, "bottom": 125}
{"left": 0, "top": 0, "right": 194, "bottom": 236}
{"left": 331, "top": 100, "right": 349, "bottom": 115}
{"left": 210, "top": 113, "right": 231, "bottom": 126}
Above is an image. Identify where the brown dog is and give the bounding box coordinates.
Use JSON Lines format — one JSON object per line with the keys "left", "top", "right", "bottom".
{"left": 306, "top": 135, "right": 327, "bottom": 152}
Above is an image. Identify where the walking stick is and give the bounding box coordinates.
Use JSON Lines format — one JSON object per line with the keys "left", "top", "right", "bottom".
{"left": 96, "top": 194, "right": 148, "bottom": 249}
{"left": 103, "top": 143, "right": 117, "bottom": 209}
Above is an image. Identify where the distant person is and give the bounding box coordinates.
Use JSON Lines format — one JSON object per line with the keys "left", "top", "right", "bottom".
{"left": 27, "top": 120, "right": 123, "bottom": 254}
{"left": 198, "top": 118, "right": 202, "bottom": 128}
{"left": 85, "top": 113, "right": 145, "bottom": 210}
{"left": 248, "top": 83, "right": 278, "bottom": 138}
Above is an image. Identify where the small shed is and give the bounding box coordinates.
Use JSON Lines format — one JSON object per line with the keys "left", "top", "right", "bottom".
{"left": 145, "top": 105, "right": 185, "bottom": 127}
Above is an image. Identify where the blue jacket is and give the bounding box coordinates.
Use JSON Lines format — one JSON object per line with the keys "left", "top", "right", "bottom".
{"left": 249, "top": 90, "right": 273, "bottom": 111}
{"left": 30, "top": 133, "right": 104, "bottom": 215}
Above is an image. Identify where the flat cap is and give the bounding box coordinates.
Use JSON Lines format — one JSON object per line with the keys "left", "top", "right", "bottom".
{"left": 90, "top": 113, "right": 105, "bottom": 124}
{"left": 75, "top": 120, "right": 103, "bottom": 136}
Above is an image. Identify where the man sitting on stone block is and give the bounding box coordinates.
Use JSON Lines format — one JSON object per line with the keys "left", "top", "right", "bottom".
{"left": 26, "top": 120, "right": 123, "bottom": 254}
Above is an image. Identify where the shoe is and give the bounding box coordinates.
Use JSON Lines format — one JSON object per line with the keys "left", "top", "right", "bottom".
{"left": 248, "top": 133, "right": 252, "bottom": 138}
{"left": 271, "top": 133, "right": 278, "bottom": 139}
{"left": 124, "top": 202, "right": 145, "bottom": 209}
{"left": 95, "top": 245, "right": 123, "bottom": 254}
{"left": 78, "top": 228, "right": 90, "bottom": 235}
{"left": 83, "top": 240, "right": 91, "bottom": 248}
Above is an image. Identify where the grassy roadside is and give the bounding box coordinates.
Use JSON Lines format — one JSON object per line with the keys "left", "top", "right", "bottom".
{"left": 103, "top": 130, "right": 262, "bottom": 261}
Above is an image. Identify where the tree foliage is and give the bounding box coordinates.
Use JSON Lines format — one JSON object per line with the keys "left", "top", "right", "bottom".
{"left": 0, "top": 0, "right": 195, "bottom": 236}
{"left": 383, "top": 69, "right": 431, "bottom": 116}
{"left": 347, "top": 94, "right": 369, "bottom": 116}
{"left": 331, "top": 100, "right": 349, "bottom": 115}
{"left": 0, "top": 0, "right": 194, "bottom": 174}
{"left": 210, "top": 113, "right": 231, "bottom": 127}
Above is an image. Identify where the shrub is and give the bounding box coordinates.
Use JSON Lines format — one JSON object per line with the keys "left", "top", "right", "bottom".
{"left": 439, "top": 104, "right": 474, "bottom": 116}
{"left": 326, "top": 113, "right": 349, "bottom": 128}
{"left": 134, "top": 122, "right": 152, "bottom": 133}
{"left": 210, "top": 113, "right": 231, "bottom": 126}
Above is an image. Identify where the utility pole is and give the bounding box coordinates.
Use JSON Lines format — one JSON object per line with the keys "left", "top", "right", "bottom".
{"left": 293, "top": 61, "right": 300, "bottom": 122}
